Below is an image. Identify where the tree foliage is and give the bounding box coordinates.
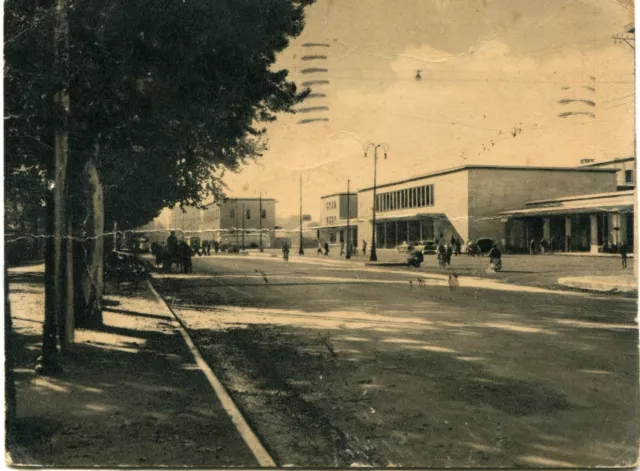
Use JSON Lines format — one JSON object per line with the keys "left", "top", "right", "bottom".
{"left": 6, "top": 0, "right": 314, "bottom": 230}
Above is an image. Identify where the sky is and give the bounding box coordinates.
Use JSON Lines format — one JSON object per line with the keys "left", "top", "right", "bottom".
{"left": 198, "top": 0, "right": 635, "bottom": 221}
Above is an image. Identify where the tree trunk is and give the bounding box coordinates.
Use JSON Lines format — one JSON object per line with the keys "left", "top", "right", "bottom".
{"left": 37, "top": 0, "right": 70, "bottom": 374}
{"left": 59, "top": 220, "right": 75, "bottom": 348}
{"left": 75, "top": 158, "right": 104, "bottom": 328}
{"left": 37, "top": 186, "right": 61, "bottom": 374}
{"left": 5, "top": 266, "right": 17, "bottom": 434}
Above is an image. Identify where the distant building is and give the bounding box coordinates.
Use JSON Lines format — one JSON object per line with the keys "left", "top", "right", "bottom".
{"left": 356, "top": 164, "right": 633, "bottom": 254}
{"left": 316, "top": 192, "right": 358, "bottom": 247}
{"left": 169, "top": 197, "right": 276, "bottom": 248}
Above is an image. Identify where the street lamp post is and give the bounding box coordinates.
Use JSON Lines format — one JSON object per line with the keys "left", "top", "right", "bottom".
{"left": 235, "top": 200, "right": 239, "bottom": 246}
{"left": 259, "top": 192, "right": 263, "bottom": 252}
{"left": 242, "top": 202, "right": 246, "bottom": 249}
{"left": 346, "top": 179, "right": 351, "bottom": 259}
{"left": 364, "top": 143, "right": 388, "bottom": 262}
{"left": 299, "top": 176, "right": 305, "bottom": 255}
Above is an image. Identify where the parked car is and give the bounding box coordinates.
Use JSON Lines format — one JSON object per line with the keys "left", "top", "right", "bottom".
{"left": 221, "top": 244, "right": 240, "bottom": 253}
{"left": 468, "top": 237, "right": 495, "bottom": 255}
{"left": 396, "top": 241, "right": 415, "bottom": 253}
{"left": 414, "top": 239, "right": 437, "bottom": 255}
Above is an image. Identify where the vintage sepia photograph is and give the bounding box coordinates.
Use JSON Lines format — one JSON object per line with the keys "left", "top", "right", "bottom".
{"left": 4, "top": 0, "right": 639, "bottom": 467}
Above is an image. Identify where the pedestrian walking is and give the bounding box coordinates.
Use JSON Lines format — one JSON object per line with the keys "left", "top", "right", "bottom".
{"left": 324, "top": 242, "right": 330, "bottom": 256}
{"left": 529, "top": 238, "right": 536, "bottom": 255}
{"left": 282, "top": 242, "right": 290, "bottom": 262}
{"left": 445, "top": 243, "right": 453, "bottom": 266}
{"left": 540, "top": 239, "right": 548, "bottom": 254}
{"left": 454, "top": 238, "right": 461, "bottom": 256}
{"left": 436, "top": 242, "right": 446, "bottom": 268}
{"left": 317, "top": 242, "right": 323, "bottom": 256}
{"left": 619, "top": 242, "right": 628, "bottom": 269}
{"left": 179, "top": 240, "right": 192, "bottom": 273}
{"left": 362, "top": 240, "right": 367, "bottom": 256}
{"left": 340, "top": 241, "right": 345, "bottom": 257}
{"left": 214, "top": 240, "right": 219, "bottom": 254}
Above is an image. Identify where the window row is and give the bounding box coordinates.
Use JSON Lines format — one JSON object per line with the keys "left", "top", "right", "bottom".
{"left": 376, "top": 184, "right": 434, "bottom": 212}
{"left": 229, "top": 209, "right": 267, "bottom": 219}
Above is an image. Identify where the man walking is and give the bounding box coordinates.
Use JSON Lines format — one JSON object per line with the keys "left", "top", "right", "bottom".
{"left": 445, "top": 243, "right": 453, "bottom": 266}
{"left": 529, "top": 238, "right": 536, "bottom": 255}
{"left": 362, "top": 240, "right": 367, "bottom": 256}
{"left": 340, "top": 241, "right": 345, "bottom": 257}
{"left": 619, "top": 242, "right": 628, "bottom": 269}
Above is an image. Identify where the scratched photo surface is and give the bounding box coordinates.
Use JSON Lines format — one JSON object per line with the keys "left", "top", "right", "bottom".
{"left": 4, "top": 0, "right": 638, "bottom": 468}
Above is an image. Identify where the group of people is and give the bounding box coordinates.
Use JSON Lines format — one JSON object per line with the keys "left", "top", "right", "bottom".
{"left": 316, "top": 240, "right": 369, "bottom": 257}
{"left": 197, "top": 240, "right": 219, "bottom": 256}
{"left": 529, "top": 238, "right": 555, "bottom": 255}
{"left": 436, "top": 237, "right": 462, "bottom": 267}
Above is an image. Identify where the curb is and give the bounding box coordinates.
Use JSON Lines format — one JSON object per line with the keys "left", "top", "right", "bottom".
{"left": 146, "top": 279, "right": 277, "bottom": 467}
{"left": 364, "top": 262, "right": 408, "bottom": 267}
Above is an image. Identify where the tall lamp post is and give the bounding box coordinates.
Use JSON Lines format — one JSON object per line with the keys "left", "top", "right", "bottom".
{"left": 346, "top": 179, "right": 351, "bottom": 259}
{"left": 364, "top": 143, "right": 388, "bottom": 262}
{"left": 235, "top": 199, "right": 239, "bottom": 246}
{"left": 242, "top": 202, "right": 246, "bottom": 249}
{"left": 298, "top": 176, "right": 305, "bottom": 255}
{"left": 259, "top": 192, "right": 263, "bottom": 252}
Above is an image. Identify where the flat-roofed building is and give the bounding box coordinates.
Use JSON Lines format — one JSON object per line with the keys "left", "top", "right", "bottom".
{"left": 316, "top": 192, "right": 359, "bottom": 249}
{"left": 357, "top": 164, "right": 622, "bottom": 253}
{"left": 169, "top": 197, "right": 276, "bottom": 248}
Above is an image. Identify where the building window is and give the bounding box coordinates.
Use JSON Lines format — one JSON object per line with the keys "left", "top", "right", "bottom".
{"left": 261, "top": 209, "right": 267, "bottom": 218}
{"left": 625, "top": 169, "right": 634, "bottom": 184}
{"left": 377, "top": 184, "right": 435, "bottom": 212}
{"left": 246, "top": 209, "right": 251, "bottom": 219}
{"left": 229, "top": 209, "right": 235, "bottom": 218}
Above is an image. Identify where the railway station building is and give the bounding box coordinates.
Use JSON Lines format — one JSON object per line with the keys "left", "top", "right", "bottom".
{"left": 356, "top": 162, "right": 634, "bottom": 254}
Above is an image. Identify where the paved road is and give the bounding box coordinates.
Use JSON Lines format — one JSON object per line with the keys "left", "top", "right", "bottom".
{"left": 151, "top": 254, "right": 638, "bottom": 468}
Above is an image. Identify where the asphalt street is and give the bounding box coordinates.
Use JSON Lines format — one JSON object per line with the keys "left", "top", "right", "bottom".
{"left": 151, "top": 254, "right": 638, "bottom": 468}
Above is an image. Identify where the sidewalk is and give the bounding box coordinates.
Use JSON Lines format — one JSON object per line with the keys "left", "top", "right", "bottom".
{"left": 557, "top": 275, "right": 637, "bottom": 293}
{"left": 6, "top": 264, "right": 259, "bottom": 467}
